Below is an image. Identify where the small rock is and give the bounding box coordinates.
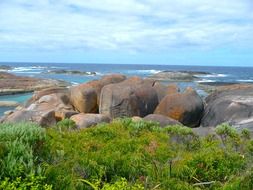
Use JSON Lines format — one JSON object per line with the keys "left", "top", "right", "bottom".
{"left": 143, "top": 114, "right": 182, "bottom": 127}
{"left": 70, "top": 113, "right": 110, "bottom": 128}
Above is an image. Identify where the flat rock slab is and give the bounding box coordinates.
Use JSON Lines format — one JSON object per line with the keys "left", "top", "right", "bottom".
{"left": 0, "top": 72, "right": 69, "bottom": 95}
{"left": 0, "top": 101, "right": 20, "bottom": 107}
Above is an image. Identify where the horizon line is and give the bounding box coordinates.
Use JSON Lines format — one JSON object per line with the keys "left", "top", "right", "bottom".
{"left": 0, "top": 61, "right": 252, "bottom": 68}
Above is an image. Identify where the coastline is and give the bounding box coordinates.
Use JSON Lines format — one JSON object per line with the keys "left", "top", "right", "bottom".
{"left": 1, "top": 63, "right": 253, "bottom": 118}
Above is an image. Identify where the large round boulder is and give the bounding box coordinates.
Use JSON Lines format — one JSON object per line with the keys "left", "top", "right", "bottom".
{"left": 70, "top": 74, "right": 126, "bottom": 113}
{"left": 201, "top": 84, "right": 253, "bottom": 131}
{"left": 99, "top": 77, "right": 159, "bottom": 118}
{"left": 143, "top": 114, "right": 182, "bottom": 127}
{"left": 70, "top": 113, "right": 110, "bottom": 128}
{"left": 153, "top": 83, "right": 179, "bottom": 102}
{"left": 154, "top": 87, "right": 204, "bottom": 127}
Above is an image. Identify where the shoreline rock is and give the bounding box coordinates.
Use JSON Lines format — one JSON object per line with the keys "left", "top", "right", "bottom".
{"left": 148, "top": 70, "right": 210, "bottom": 82}
{"left": 47, "top": 69, "right": 96, "bottom": 75}
{"left": 201, "top": 84, "right": 253, "bottom": 131}
{"left": 0, "top": 72, "right": 70, "bottom": 95}
{"left": 0, "top": 65, "right": 12, "bottom": 70}
{"left": 0, "top": 101, "right": 20, "bottom": 107}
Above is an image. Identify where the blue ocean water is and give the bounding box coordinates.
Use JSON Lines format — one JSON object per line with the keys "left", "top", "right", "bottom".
{"left": 1, "top": 62, "right": 253, "bottom": 116}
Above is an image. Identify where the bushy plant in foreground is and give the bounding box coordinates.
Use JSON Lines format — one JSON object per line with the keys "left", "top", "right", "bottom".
{"left": 56, "top": 118, "right": 77, "bottom": 132}
{"left": 0, "top": 174, "right": 52, "bottom": 190}
{"left": 1, "top": 119, "right": 253, "bottom": 189}
{"left": 41, "top": 119, "right": 253, "bottom": 189}
{"left": 0, "top": 122, "right": 46, "bottom": 179}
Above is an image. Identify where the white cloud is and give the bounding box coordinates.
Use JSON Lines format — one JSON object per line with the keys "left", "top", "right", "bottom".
{"left": 0, "top": 0, "right": 253, "bottom": 52}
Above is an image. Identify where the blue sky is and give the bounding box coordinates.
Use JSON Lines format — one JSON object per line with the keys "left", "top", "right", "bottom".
{"left": 0, "top": 0, "right": 253, "bottom": 66}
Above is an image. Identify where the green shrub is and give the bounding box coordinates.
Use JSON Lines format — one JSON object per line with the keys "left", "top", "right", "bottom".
{"left": 56, "top": 119, "right": 77, "bottom": 131}
{"left": 165, "top": 125, "right": 200, "bottom": 151}
{"left": 0, "top": 174, "right": 52, "bottom": 190}
{"left": 0, "top": 122, "right": 46, "bottom": 179}
{"left": 1, "top": 119, "right": 253, "bottom": 189}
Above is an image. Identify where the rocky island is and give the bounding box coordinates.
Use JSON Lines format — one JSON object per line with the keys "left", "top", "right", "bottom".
{"left": 47, "top": 69, "right": 96, "bottom": 75}
{"left": 148, "top": 70, "right": 210, "bottom": 82}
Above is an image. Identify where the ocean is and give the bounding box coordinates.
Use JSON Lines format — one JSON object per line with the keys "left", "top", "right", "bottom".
{"left": 1, "top": 62, "right": 253, "bottom": 116}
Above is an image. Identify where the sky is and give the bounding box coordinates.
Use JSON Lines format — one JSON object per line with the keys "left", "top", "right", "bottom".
{"left": 0, "top": 0, "right": 253, "bottom": 66}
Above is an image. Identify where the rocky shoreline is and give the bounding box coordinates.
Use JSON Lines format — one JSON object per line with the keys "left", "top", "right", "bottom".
{"left": 46, "top": 69, "right": 97, "bottom": 76}
{"left": 1, "top": 73, "right": 253, "bottom": 134}
{"left": 0, "top": 72, "right": 70, "bottom": 95}
{"left": 148, "top": 70, "right": 210, "bottom": 82}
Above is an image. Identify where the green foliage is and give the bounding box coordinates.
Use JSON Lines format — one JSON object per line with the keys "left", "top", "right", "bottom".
{"left": 101, "top": 178, "right": 144, "bottom": 190}
{"left": 165, "top": 125, "right": 200, "bottom": 151}
{"left": 56, "top": 118, "right": 77, "bottom": 131}
{"left": 0, "top": 122, "right": 46, "bottom": 179}
{"left": 43, "top": 119, "right": 171, "bottom": 189}
{"left": 0, "top": 174, "right": 52, "bottom": 190}
{"left": 79, "top": 178, "right": 144, "bottom": 190}
{"left": 1, "top": 119, "right": 253, "bottom": 189}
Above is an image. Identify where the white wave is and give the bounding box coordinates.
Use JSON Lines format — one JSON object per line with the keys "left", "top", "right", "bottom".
{"left": 237, "top": 79, "right": 253, "bottom": 82}
{"left": 196, "top": 73, "right": 228, "bottom": 78}
{"left": 196, "top": 79, "right": 216, "bottom": 83}
{"left": 95, "top": 72, "right": 103, "bottom": 76}
{"left": 11, "top": 66, "right": 46, "bottom": 72}
{"left": 127, "top": 69, "right": 161, "bottom": 75}
{"left": 71, "top": 82, "right": 79, "bottom": 86}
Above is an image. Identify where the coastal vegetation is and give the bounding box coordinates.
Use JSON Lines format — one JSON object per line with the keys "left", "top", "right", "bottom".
{"left": 0, "top": 119, "right": 253, "bottom": 190}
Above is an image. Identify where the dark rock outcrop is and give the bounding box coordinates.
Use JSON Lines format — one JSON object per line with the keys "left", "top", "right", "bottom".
{"left": 149, "top": 71, "right": 207, "bottom": 82}
{"left": 201, "top": 84, "right": 253, "bottom": 131}
{"left": 0, "top": 65, "right": 12, "bottom": 70}
{"left": 99, "top": 77, "right": 159, "bottom": 118}
{"left": 47, "top": 69, "right": 96, "bottom": 75}
{"left": 155, "top": 87, "right": 204, "bottom": 127}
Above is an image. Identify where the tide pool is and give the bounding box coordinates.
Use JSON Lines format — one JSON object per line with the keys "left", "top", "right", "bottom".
{"left": 0, "top": 93, "right": 32, "bottom": 117}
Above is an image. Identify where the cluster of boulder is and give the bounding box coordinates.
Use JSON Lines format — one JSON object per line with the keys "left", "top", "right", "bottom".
{"left": 1, "top": 74, "right": 253, "bottom": 133}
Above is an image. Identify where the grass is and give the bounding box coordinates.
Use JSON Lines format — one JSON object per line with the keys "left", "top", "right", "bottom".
{"left": 0, "top": 119, "right": 253, "bottom": 189}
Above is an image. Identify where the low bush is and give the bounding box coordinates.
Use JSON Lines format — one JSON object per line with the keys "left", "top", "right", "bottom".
{"left": 0, "top": 122, "right": 46, "bottom": 179}
{"left": 1, "top": 120, "right": 253, "bottom": 189}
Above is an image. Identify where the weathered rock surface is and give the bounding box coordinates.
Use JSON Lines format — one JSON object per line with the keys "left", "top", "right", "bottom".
{"left": 201, "top": 84, "right": 253, "bottom": 131}
{"left": 149, "top": 71, "right": 208, "bottom": 82}
{"left": 156, "top": 83, "right": 180, "bottom": 102}
{"left": 3, "top": 110, "right": 56, "bottom": 126}
{"left": 0, "top": 72, "right": 69, "bottom": 95}
{"left": 25, "top": 87, "right": 70, "bottom": 106}
{"left": 99, "top": 77, "right": 159, "bottom": 118}
{"left": 70, "top": 113, "right": 110, "bottom": 128}
{"left": 155, "top": 87, "right": 204, "bottom": 127}
{"left": 198, "top": 82, "right": 242, "bottom": 94}
{"left": 2, "top": 90, "right": 75, "bottom": 126}
{"left": 143, "top": 114, "right": 182, "bottom": 127}
{"left": 70, "top": 74, "right": 126, "bottom": 113}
